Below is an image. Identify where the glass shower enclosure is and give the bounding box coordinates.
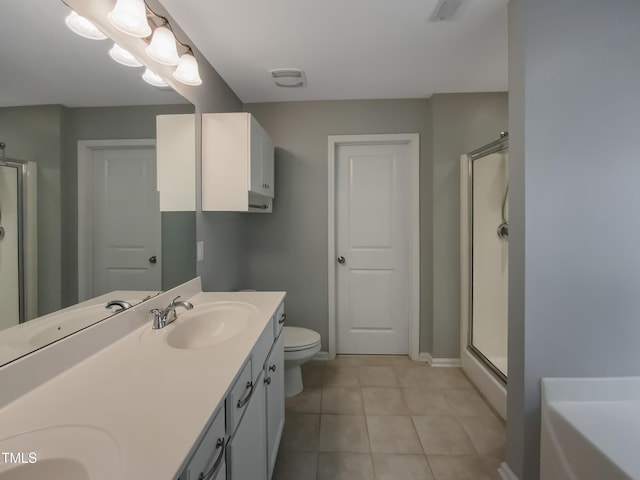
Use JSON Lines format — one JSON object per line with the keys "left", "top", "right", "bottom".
{"left": 460, "top": 132, "right": 508, "bottom": 416}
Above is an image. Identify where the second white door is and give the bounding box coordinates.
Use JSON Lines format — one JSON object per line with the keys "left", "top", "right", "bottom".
{"left": 335, "top": 141, "right": 412, "bottom": 354}
{"left": 91, "top": 145, "right": 161, "bottom": 296}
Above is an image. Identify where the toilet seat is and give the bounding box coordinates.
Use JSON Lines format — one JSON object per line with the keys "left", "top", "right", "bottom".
{"left": 284, "top": 327, "right": 321, "bottom": 352}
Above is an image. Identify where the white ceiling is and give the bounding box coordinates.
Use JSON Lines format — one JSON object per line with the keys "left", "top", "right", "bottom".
{"left": 0, "top": 0, "right": 186, "bottom": 107}
{"left": 158, "top": 0, "right": 508, "bottom": 103}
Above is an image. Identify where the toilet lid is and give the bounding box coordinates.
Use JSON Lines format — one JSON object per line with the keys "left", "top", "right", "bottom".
{"left": 284, "top": 327, "right": 321, "bottom": 351}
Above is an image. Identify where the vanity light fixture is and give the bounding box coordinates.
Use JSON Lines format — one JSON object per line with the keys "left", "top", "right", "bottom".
{"left": 142, "top": 68, "right": 169, "bottom": 88}
{"left": 108, "top": 0, "right": 152, "bottom": 38}
{"left": 173, "top": 52, "right": 202, "bottom": 86}
{"left": 109, "top": 43, "right": 143, "bottom": 67}
{"left": 64, "top": 11, "right": 107, "bottom": 40}
{"left": 145, "top": 26, "right": 180, "bottom": 65}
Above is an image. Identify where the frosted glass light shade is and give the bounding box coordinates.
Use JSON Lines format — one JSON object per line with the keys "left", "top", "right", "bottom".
{"left": 142, "top": 68, "right": 169, "bottom": 88}
{"left": 173, "top": 54, "right": 202, "bottom": 86}
{"left": 108, "top": 0, "right": 151, "bottom": 38}
{"left": 65, "top": 11, "right": 107, "bottom": 40}
{"left": 109, "top": 43, "right": 143, "bottom": 67}
{"left": 145, "top": 27, "right": 180, "bottom": 66}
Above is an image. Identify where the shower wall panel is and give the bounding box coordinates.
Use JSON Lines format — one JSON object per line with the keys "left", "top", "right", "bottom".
{"left": 0, "top": 165, "right": 20, "bottom": 329}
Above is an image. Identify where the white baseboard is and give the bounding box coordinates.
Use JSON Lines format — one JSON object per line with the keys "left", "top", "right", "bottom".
{"left": 312, "top": 351, "right": 330, "bottom": 361}
{"left": 497, "top": 463, "right": 519, "bottom": 480}
{"left": 418, "top": 352, "right": 461, "bottom": 367}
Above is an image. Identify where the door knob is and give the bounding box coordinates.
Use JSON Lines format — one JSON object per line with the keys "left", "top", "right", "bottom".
{"left": 149, "top": 255, "right": 157, "bottom": 264}
{"left": 337, "top": 256, "right": 346, "bottom": 264}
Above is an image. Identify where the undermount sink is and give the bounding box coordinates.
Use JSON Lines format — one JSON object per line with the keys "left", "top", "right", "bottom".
{"left": 540, "top": 376, "right": 640, "bottom": 480}
{"left": 165, "top": 302, "right": 256, "bottom": 350}
{"left": 0, "top": 426, "right": 121, "bottom": 480}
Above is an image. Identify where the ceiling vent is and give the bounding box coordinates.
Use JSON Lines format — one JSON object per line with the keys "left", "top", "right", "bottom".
{"left": 270, "top": 69, "right": 306, "bottom": 87}
{"left": 429, "top": 0, "right": 464, "bottom": 21}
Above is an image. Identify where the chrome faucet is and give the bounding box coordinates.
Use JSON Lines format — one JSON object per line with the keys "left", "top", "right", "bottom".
{"left": 150, "top": 296, "right": 194, "bottom": 329}
{"left": 105, "top": 300, "right": 133, "bottom": 312}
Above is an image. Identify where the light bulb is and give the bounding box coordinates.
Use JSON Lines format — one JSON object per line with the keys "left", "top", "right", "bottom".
{"left": 65, "top": 11, "right": 107, "bottom": 40}
{"left": 108, "top": 0, "right": 151, "bottom": 38}
{"left": 145, "top": 26, "right": 180, "bottom": 66}
{"left": 109, "top": 43, "right": 143, "bottom": 67}
{"left": 173, "top": 54, "right": 202, "bottom": 86}
{"left": 142, "top": 68, "right": 169, "bottom": 88}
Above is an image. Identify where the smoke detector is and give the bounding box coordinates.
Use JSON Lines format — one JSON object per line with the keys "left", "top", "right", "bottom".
{"left": 429, "top": 0, "right": 465, "bottom": 21}
{"left": 270, "top": 68, "right": 306, "bottom": 87}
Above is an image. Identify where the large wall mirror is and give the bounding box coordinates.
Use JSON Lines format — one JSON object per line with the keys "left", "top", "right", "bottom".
{"left": 0, "top": 0, "right": 196, "bottom": 366}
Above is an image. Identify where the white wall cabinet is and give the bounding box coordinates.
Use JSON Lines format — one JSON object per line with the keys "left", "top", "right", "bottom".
{"left": 202, "top": 113, "right": 275, "bottom": 213}
{"left": 156, "top": 114, "right": 196, "bottom": 212}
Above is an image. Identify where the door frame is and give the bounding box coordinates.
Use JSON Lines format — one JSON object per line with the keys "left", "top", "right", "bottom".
{"left": 77, "top": 139, "right": 156, "bottom": 302}
{"left": 327, "top": 134, "right": 420, "bottom": 360}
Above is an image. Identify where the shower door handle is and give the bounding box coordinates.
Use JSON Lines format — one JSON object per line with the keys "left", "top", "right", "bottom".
{"left": 337, "top": 256, "right": 346, "bottom": 264}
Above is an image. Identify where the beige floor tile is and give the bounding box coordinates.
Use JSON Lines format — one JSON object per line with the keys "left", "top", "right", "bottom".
{"left": 457, "top": 416, "right": 506, "bottom": 457}
{"left": 272, "top": 449, "right": 318, "bottom": 480}
{"left": 412, "top": 416, "right": 475, "bottom": 455}
{"left": 302, "top": 364, "right": 325, "bottom": 387}
{"left": 385, "top": 355, "right": 420, "bottom": 368}
{"left": 432, "top": 368, "right": 473, "bottom": 389}
{"left": 319, "top": 414, "right": 370, "bottom": 453}
{"left": 318, "top": 453, "right": 374, "bottom": 480}
{"left": 362, "top": 387, "right": 408, "bottom": 415}
{"left": 372, "top": 454, "right": 434, "bottom": 480}
{"left": 393, "top": 366, "right": 434, "bottom": 388}
{"left": 357, "top": 366, "right": 398, "bottom": 387}
{"left": 327, "top": 355, "right": 391, "bottom": 367}
{"left": 285, "top": 386, "right": 322, "bottom": 413}
{"left": 402, "top": 387, "right": 454, "bottom": 416}
{"left": 322, "top": 387, "right": 364, "bottom": 414}
{"left": 443, "top": 388, "right": 494, "bottom": 417}
{"left": 366, "top": 416, "right": 422, "bottom": 454}
{"left": 324, "top": 366, "right": 360, "bottom": 387}
{"left": 280, "top": 413, "right": 320, "bottom": 451}
{"left": 427, "top": 455, "right": 498, "bottom": 480}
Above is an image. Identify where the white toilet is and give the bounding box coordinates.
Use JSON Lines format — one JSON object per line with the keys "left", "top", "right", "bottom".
{"left": 283, "top": 326, "right": 321, "bottom": 397}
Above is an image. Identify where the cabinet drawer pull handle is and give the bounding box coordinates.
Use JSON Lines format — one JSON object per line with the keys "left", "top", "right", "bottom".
{"left": 236, "top": 381, "right": 254, "bottom": 408}
{"left": 278, "top": 313, "right": 286, "bottom": 325}
{"left": 264, "top": 376, "right": 271, "bottom": 385}
{"left": 269, "top": 364, "right": 277, "bottom": 372}
{"left": 249, "top": 203, "right": 268, "bottom": 210}
{"left": 198, "top": 438, "right": 225, "bottom": 480}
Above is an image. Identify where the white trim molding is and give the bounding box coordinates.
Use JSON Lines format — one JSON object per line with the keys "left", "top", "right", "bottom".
{"left": 327, "top": 134, "right": 420, "bottom": 361}
{"left": 497, "top": 463, "right": 519, "bottom": 480}
{"left": 419, "top": 352, "right": 462, "bottom": 367}
{"left": 77, "top": 139, "right": 155, "bottom": 302}
{"left": 312, "top": 351, "right": 330, "bottom": 361}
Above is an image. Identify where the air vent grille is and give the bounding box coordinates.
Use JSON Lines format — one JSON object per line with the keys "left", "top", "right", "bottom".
{"left": 270, "top": 68, "right": 306, "bottom": 87}
{"left": 429, "top": 0, "right": 464, "bottom": 21}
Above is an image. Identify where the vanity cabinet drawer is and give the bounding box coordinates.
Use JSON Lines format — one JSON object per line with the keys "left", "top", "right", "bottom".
{"left": 227, "top": 359, "right": 253, "bottom": 435}
{"left": 187, "top": 407, "right": 226, "bottom": 480}
{"left": 252, "top": 323, "right": 274, "bottom": 380}
{"left": 273, "top": 302, "right": 285, "bottom": 338}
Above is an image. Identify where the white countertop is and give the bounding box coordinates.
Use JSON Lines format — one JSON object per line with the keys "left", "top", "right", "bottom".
{"left": 0, "top": 288, "right": 286, "bottom": 479}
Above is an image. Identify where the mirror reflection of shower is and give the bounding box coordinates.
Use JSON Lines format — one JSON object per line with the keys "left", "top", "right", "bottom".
{"left": 497, "top": 184, "right": 509, "bottom": 240}
{"left": 0, "top": 142, "right": 37, "bottom": 330}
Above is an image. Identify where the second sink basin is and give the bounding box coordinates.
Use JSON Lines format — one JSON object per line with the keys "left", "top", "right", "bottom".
{"left": 166, "top": 302, "right": 256, "bottom": 349}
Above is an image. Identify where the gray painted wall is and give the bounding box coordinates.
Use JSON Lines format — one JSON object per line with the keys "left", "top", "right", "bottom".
{"left": 244, "top": 96, "right": 506, "bottom": 355}
{"left": 431, "top": 94, "right": 508, "bottom": 357}
{"left": 62, "top": 103, "right": 195, "bottom": 306}
{"left": 0, "top": 105, "right": 64, "bottom": 316}
{"left": 506, "top": 1, "right": 640, "bottom": 478}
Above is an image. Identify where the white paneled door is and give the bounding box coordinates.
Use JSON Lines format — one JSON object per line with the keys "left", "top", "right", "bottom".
{"left": 91, "top": 145, "right": 161, "bottom": 296}
{"left": 335, "top": 141, "right": 413, "bottom": 354}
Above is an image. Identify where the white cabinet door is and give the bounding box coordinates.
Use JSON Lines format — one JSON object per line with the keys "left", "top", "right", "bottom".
{"left": 261, "top": 132, "right": 274, "bottom": 199}
{"left": 187, "top": 408, "right": 226, "bottom": 480}
{"left": 264, "top": 332, "right": 285, "bottom": 479}
{"left": 228, "top": 372, "right": 267, "bottom": 480}
{"left": 249, "top": 116, "right": 264, "bottom": 196}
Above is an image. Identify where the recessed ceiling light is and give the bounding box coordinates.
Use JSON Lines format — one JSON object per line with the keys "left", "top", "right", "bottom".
{"left": 270, "top": 68, "right": 306, "bottom": 88}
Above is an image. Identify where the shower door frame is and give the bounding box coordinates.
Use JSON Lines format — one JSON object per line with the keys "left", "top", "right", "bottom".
{"left": 0, "top": 158, "right": 28, "bottom": 324}
{"left": 464, "top": 136, "right": 509, "bottom": 385}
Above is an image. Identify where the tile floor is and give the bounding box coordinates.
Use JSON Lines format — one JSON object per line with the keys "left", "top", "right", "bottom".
{"left": 273, "top": 355, "right": 505, "bottom": 480}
